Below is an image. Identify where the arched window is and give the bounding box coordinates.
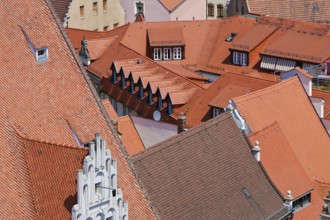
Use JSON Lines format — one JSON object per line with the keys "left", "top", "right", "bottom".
{"left": 217, "top": 4, "right": 224, "bottom": 18}
{"left": 207, "top": 3, "right": 214, "bottom": 17}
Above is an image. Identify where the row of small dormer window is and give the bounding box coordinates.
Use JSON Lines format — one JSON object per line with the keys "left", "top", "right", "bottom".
{"left": 153, "top": 47, "right": 182, "bottom": 61}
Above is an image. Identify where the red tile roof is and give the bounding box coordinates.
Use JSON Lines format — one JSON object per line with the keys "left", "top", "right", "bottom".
{"left": 1, "top": 1, "right": 155, "bottom": 218}
{"left": 261, "top": 30, "right": 330, "bottom": 63}
{"left": 148, "top": 27, "right": 185, "bottom": 46}
{"left": 249, "top": 122, "right": 324, "bottom": 219}
{"left": 234, "top": 77, "right": 330, "bottom": 197}
{"left": 177, "top": 73, "right": 275, "bottom": 127}
{"left": 247, "top": 0, "right": 330, "bottom": 23}
{"left": 132, "top": 112, "right": 289, "bottom": 219}
{"left": 118, "top": 116, "right": 145, "bottom": 156}
{"left": 102, "top": 99, "right": 119, "bottom": 121}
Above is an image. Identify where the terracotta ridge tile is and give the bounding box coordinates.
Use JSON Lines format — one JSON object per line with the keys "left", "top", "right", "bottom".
{"left": 13, "top": 125, "right": 88, "bottom": 151}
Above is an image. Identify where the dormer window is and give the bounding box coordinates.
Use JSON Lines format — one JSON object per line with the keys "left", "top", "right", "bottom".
{"left": 232, "top": 51, "right": 248, "bottom": 66}
{"left": 164, "top": 48, "right": 172, "bottom": 60}
{"left": 147, "top": 27, "right": 185, "bottom": 61}
{"left": 36, "top": 48, "right": 48, "bottom": 62}
{"left": 173, "top": 47, "right": 182, "bottom": 60}
{"left": 213, "top": 107, "right": 225, "bottom": 117}
{"left": 154, "top": 48, "right": 162, "bottom": 60}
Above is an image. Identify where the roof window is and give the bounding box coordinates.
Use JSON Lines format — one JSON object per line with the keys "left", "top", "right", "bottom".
{"left": 36, "top": 48, "right": 48, "bottom": 62}
{"left": 20, "top": 26, "right": 49, "bottom": 62}
{"left": 226, "top": 32, "right": 237, "bottom": 42}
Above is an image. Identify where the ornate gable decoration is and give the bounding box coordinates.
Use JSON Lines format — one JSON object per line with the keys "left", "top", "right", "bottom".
{"left": 72, "top": 134, "right": 128, "bottom": 220}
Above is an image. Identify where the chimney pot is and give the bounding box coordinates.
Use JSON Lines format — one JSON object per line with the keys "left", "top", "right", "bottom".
{"left": 178, "top": 112, "right": 186, "bottom": 134}
{"left": 251, "top": 141, "right": 261, "bottom": 162}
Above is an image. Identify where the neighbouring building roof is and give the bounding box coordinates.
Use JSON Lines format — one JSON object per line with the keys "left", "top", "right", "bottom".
{"left": 249, "top": 122, "right": 324, "bottom": 219}
{"left": 233, "top": 77, "right": 330, "bottom": 197}
{"left": 261, "top": 30, "right": 330, "bottom": 63}
{"left": 49, "top": 0, "right": 71, "bottom": 22}
{"left": 177, "top": 73, "right": 275, "bottom": 127}
{"left": 1, "top": 1, "right": 155, "bottom": 219}
{"left": 132, "top": 112, "right": 289, "bottom": 219}
{"left": 247, "top": 0, "right": 330, "bottom": 23}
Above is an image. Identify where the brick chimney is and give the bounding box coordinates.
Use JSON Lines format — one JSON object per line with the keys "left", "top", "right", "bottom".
{"left": 178, "top": 112, "right": 186, "bottom": 134}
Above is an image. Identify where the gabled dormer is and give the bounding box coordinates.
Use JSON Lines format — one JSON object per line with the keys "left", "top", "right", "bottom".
{"left": 21, "top": 26, "right": 49, "bottom": 63}
{"left": 228, "top": 24, "right": 278, "bottom": 67}
{"left": 156, "top": 88, "right": 163, "bottom": 110}
{"left": 165, "top": 93, "right": 173, "bottom": 115}
{"left": 147, "top": 27, "right": 185, "bottom": 61}
{"left": 146, "top": 82, "right": 154, "bottom": 104}
{"left": 72, "top": 134, "right": 128, "bottom": 220}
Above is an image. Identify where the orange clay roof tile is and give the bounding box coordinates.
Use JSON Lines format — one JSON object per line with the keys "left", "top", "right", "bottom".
{"left": 234, "top": 77, "right": 330, "bottom": 197}
{"left": 247, "top": 0, "right": 330, "bottom": 23}
{"left": 102, "top": 99, "right": 119, "bottom": 121}
{"left": 1, "top": 1, "right": 155, "bottom": 218}
{"left": 178, "top": 73, "right": 275, "bottom": 127}
{"left": 118, "top": 116, "right": 145, "bottom": 156}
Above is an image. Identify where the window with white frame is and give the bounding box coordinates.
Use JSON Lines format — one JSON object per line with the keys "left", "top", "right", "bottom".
{"left": 233, "top": 51, "right": 248, "bottom": 66}
{"left": 163, "top": 48, "right": 172, "bottom": 60}
{"left": 233, "top": 52, "right": 240, "bottom": 65}
{"left": 173, "top": 47, "right": 182, "bottom": 60}
{"left": 154, "top": 48, "right": 162, "bottom": 60}
{"left": 240, "top": 53, "right": 247, "bottom": 66}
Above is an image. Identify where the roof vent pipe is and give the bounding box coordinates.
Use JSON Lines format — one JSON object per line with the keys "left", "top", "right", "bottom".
{"left": 251, "top": 141, "right": 261, "bottom": 162}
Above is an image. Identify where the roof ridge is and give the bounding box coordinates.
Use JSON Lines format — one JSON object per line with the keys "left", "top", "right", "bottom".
{"left": 13, "top": 125, "right": 87, "bottom": 151}
{"left": 224, "top": 71, "right": 276, "bottom": 83}
{"left": 233, "top": 76, "right": 298, "bottom": 103}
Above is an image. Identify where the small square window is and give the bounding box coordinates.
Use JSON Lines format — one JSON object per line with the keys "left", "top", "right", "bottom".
{"left": 103, "top": 0, "right": 107, "bottom": 12}
{"left": 113, "top": 23, "right": 119, "bottom": 29}
{"left": 36, "top": 48, "right": 48, "bottom": 62}
{"left": 103, "top": 26, "right": 109, "bottom": 31}
{"left": 93, "top": 2, "right": 98, "bottom": 15}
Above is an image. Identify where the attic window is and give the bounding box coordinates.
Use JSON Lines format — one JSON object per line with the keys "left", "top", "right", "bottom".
{"left": 292, "top": 192, "right": 311, "bottom": 211}
{"left": 312, "top": 3, "right": 319, "bottom": 11}
{"left": 20, "top": 26, "right": 49, "bottom": 62}
{"left": 36, "top": 48, "right": 48, "bottom": 61}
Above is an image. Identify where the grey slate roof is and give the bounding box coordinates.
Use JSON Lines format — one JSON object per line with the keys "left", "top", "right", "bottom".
{"left": 49, "top": 0, "right": 71, "bottom": 22}
{"left": 132, "top": 112, "right": 289, "bottom": 220}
